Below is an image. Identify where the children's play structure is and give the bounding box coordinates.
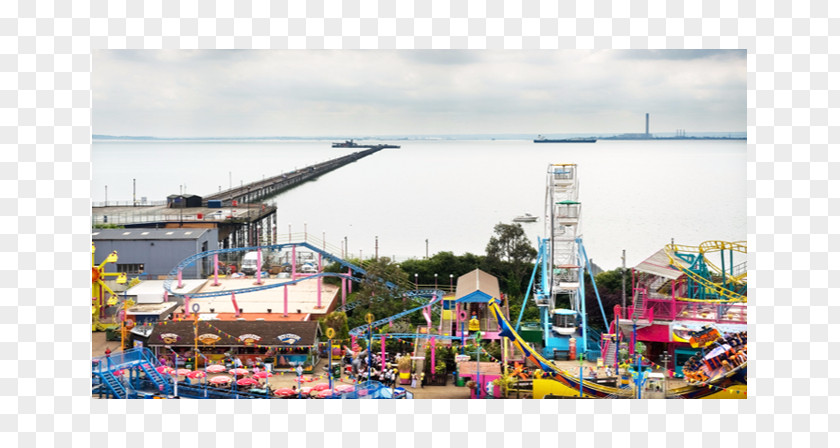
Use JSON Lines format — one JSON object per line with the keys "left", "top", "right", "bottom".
{"left": 91, "top": 244, "right": 127, "bottom": 331}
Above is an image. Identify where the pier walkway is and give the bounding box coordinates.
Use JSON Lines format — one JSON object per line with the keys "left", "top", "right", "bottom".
{"left": 205, "top": 146, "right": 384, "bottom": 204}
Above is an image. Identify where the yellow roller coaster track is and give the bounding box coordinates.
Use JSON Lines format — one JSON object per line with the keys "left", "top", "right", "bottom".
{"left": 698, "top": 240, "right": 748, "bottom": 283}
{"left": 664, "top": 241, "right": 747, "bottom": 303}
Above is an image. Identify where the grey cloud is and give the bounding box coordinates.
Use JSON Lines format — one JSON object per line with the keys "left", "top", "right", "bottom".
{"left": 93, "top": 50, "right": 746, "bottom": 137}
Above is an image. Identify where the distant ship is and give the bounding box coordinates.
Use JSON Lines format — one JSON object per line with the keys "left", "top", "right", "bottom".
{"left": 534, "top": 135, "right": 597, "bottom": 143}
{"left": 332, "top": 140, "right": 400, "bottom": 149}
{"left": 513, "top": 213, "right": 538, "bottom": 223}
{"left": 332, "top": 140, "right": 360, "bottom": 148}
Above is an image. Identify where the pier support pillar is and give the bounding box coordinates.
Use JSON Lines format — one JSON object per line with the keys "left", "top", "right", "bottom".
{"left": 315, "top": 253, "right": 322, "bottom": 309}
{"left": 431, "top": 336, "right": 436, "bottom": 379}
{"left": 255, "top": 249, "right": 263, "bottom": 285}
{"left": 231, "top": 292, "right": 239, "bottom": 317}
{"left": 212, "top": 254, "right": 220, "bottom": 286}
{"left": 291, "top": 245, "right": 297, "bottom": 280}
{"left": 341, "top": 277, "right": 347, "bottom": 308}
{"left": 347, "top": 268, "right": 353, "bottom": 294}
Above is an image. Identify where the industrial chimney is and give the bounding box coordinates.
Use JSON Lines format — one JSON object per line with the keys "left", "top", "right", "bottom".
{"left": 645, "top": 113, "right": 650, "bottom": 136}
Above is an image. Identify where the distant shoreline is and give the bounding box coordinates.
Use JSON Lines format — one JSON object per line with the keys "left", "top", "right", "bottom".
{"left": 93, "top": 133, "right": 748, "bottom": 142}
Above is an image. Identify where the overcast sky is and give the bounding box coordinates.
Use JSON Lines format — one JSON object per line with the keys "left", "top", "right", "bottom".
{"left": 93, "top": 50, "right": 746, "bottom": 138}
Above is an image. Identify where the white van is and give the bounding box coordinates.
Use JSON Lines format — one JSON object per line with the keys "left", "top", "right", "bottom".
{"left": 240, "top": 251, "right": 260, "bottom": 275}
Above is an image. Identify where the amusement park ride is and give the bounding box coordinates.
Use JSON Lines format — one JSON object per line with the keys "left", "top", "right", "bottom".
{"left": 92, "top": 163, "right": 746, "bottom": 399}
{"left": 497, "top": 163, "right": 748, "bottom": 398}
{"left": 91, "top": 243, "right": 127, "bottom": 332}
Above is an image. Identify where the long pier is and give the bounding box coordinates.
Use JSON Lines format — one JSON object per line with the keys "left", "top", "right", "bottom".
{"left": 205, "top": 146, "right": 385, "bottom": 204}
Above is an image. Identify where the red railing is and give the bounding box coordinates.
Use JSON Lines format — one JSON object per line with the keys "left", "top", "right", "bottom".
{"left": 618, "top": 301, "right": 745, "bottom": 325}
{"left": 673, "top": 302, "right": 747, "bottom": 324}
{"left": 620, "top": 306, "right": 653, "bottom": 324}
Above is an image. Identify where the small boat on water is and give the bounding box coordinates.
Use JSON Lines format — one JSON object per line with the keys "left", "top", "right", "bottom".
{"left": 513, "top": 213, "right": 538, "bottom": 223}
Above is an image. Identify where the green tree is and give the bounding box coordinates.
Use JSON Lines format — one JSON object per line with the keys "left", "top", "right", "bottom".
{"left": 320, "top": 311, "right": 350, "bottom": 341}
{"left": 485, "top": 223, "right": 537, "bottom": 295}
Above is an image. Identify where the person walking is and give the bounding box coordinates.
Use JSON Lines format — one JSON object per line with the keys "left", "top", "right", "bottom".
{"left": 411, "top": 373, "right": 417, "bottom": 389}
{"left": 419, "top": 371, "right": 425, "bottom": 388}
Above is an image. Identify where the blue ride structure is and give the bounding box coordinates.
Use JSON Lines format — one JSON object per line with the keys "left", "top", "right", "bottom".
{"left": 513, "top": 164, "right": 608, "bottom": 361}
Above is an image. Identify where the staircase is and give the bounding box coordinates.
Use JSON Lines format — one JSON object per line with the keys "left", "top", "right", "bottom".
{"left": 100, "top": 370, "right": 127, "bottom": 398}
{"left": 603, "top": 338, "right": 617, "bottom": 365}
{"left": 631, "top": 288, "right": 648, "bottom": 320}
{"left": 139, "top": 362, "right": 172, "bottom": 395}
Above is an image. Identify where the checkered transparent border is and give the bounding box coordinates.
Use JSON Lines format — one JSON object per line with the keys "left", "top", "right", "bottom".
{"left": 1, "top": 0, "right": 834, "bottom": 446}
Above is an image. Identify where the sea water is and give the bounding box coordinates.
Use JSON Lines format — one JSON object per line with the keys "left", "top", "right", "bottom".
{"left": 92, "top": 139, "right": 746, "bottom": 269}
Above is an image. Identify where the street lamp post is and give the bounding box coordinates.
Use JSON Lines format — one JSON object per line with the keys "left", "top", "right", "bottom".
{"left": 414, "top": 273, "right": 418, "bottom": 290}
{"left": 165, "top": 345, "right": 178, "bottom": 398}
{"left": 366, "top": 313, "right": 374, "bottom": 383}
{"left": 474, "top": 331, "right": 482, "bottom": 399}
{"left": 326, "top": 328, "right": 335, "bottom": 392}
{"left": 196, "top": 349, "right": 209, "bottom": 398}
{"left": 621, "top": 250, "right": 627, "bottom": 310}
{"left": 449, "top": 274, "right": 454, "bottom": 292}
{"left": 434, "top": 273, "right": 438, "bottom": 291}
{"left": 578, "top": 354, "right": 585, "bottom": 397}
{"left": 659, "top": 351, "right": 672, "bottom": 378}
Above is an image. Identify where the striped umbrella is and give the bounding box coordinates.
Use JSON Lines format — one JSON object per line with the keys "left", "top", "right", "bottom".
{"left": 209, "top": 375, "right": 232, "bottom": 385}
{"left": 237, "top": 377, "right": 258, "bottom": 387}
{"left": 316, "top": 389, "right": 335, "bottom": 398}
{"left": 273, "top": 388, "right": 296, "bottom": 397}
{"left": 206, "top": 364, "right": 226, "bottom": 373}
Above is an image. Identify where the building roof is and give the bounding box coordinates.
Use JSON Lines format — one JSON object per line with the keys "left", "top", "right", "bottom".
{"left": 126, "top": 279, "right": 208, "bottom": 303}
{"left": 92, "top": 228, "right": 213, "bottom": 241}
{"left": 145, "top": 320, "right": 321, "bottom": 347}
{"left": 186, "top": 278, "right": 339, "bottom": 315}
{"left": 167, "top": 194, "right": 202, "bottom": 199}
{"left": 190, "top": 312, "right": 309, "bottom": 322}
{"left": 455, "top": 269, "right": 501, "bottom": 303}
{"left": 634, "top": 249, "right": 683, "bottom": 280}
{"left": 126, "top": 302, "right": 179, "bottom": 316}
{"left": 457, "top": 361, "right": 502, "bottom": 376}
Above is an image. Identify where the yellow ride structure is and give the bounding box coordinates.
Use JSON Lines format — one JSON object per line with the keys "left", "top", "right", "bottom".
{"left": 91, "top": 243, "right": 127, "bottom": 331}
{"left": 664, "top": 240, "right": 747, "bottom": 303}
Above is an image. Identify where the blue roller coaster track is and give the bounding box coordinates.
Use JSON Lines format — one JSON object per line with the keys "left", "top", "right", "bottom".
{"left": 163, "top": 242, "right": 448, "bottom": 339}
{"left": 348, "top": 289, "right": 446, "bottom": 337}
{"left": 163, "top": 241, "right": 400, "bottom": 297}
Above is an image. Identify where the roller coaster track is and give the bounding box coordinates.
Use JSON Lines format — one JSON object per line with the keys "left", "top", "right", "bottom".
{"left": 163, "top": 241, "right": 448, "bottom": 336}
{"left": 698, "top": 240, "right": 748, "bottom": 283}
{"left": 664, "top": 241, "right": 747, "bottom": 303}
{"left": 163, "top": 241, "right": 402, "bottom": 297}
{"left": 348, "top": 289, "right": 445, "bottom": 337}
